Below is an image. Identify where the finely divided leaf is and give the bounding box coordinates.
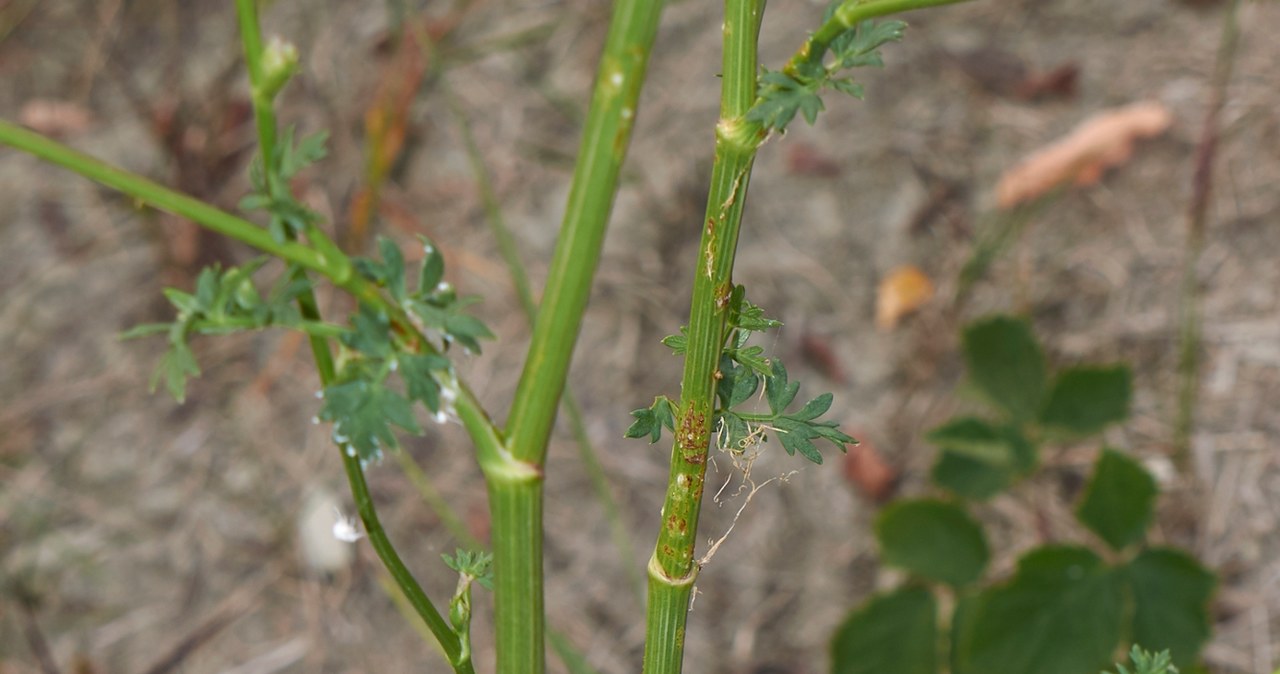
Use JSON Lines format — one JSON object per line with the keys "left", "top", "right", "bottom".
{"left": 320, "top": 379, "right": 420, "bottom": 460}
{"left": 398, "top": 353, "right": 450, "bottom": 413}
{"left": 766, "top": 358, "right": 800, "bottom": 415}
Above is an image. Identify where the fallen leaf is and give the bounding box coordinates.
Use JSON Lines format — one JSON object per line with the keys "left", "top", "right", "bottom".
{"left": 842, "top": 434, "right": 898, "bottom": 503}
{"left": 19, "top": 99, "right": 92, "bottom": 136}
{"left": 876, "top": 265, "right": 935, "bottom": 330}
{"left": 995, "top": 101, "right": 1172, "bottom": 209}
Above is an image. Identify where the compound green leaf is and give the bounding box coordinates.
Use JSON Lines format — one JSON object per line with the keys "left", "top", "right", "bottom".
{"left": 952, "top": 545, "right": 1124, "bottom": 674}
{"left": 1076, "top": 448, "right": 1157, "bottom": 551}
{"left": 320, "top": 379, "right": 420, "bottom": 460}
{"left": 875, "top": 499, "right": 988, "bottom": 588}
{"left": 1039, "top": 366, "right": 1131, "bottom": 436}
{"left": 1124, "top": 547, "right": 1216, "bottom": 669}
{"left": 398, "top": 353, "right": 450, "bottom": 413}
{"left": 962, "top": 316, "right": 1047, "bottom": 423}
{"left": 831, "top": 585, "right": 936, "bottom": 674}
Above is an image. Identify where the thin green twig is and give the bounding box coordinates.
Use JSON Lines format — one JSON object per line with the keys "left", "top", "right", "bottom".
{"left": 233, "top": 1, "right": 471, "bottom": 669}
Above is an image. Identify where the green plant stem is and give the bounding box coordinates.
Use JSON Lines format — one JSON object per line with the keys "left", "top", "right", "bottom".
{"left": 483, "top": 0, "right": 664, "bottom": 671}
{"left": 643, "top": 1, "right": 765, "bottom": 672}
{"left": 1174, "top": 0, "right": 1240, "bottom": 467}
{"left": 232, "top": 3, "right": 474, "bottom": 671}
{"left": 0, "top": 119, "right": 506, "bottom": 466}
{"left": 789, "top": 0, "right": 970, "bottom": 74}
{"left": 444, "top": 83, "right": 644, "bottom": 601}
{"left": 503, "top": 0, "right": 664, "bottom": 466}
{"left": 0, "top": 120, "right": 328, "bottom": 271}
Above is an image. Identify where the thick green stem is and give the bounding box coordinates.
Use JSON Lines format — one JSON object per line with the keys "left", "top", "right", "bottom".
{"left": 486, "top": 474, "right": 546, "bottom": 672}
{"left": 446, "top": 83, "right": 645, "bottom": 601}
{"left": 489, "top": 0, "right": 664, "bottom": 671}
{"left": 643, "top": 1, "right": 765, "bottom": 672}
{"left": 504, "top": 0, "right": 665, "bottom": 465}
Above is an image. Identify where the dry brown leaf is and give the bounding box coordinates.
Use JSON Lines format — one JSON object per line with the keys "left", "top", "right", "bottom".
{"left": 19, "top": 99, "right": 92, "bottom": 136}
{"left": 876, "top": 264, "right": 935, "bottom": 330}
{"left": 842, "top": 434, "right": 898, "bottom": 503}
{"left": 995, "top": 101, "right": 1172, "bottom": 209}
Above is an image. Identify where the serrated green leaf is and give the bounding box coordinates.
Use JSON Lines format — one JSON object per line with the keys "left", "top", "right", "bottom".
{"left": 1039, "top": 365, "right": 1131, "bottom": 436}
{"left": 624, "top": 407, "right": 660, "bottom": 443}
{"left": 876, "top": 499, "right": 988, "bottom": 587}
{"left": 342, "top": 305, "right": 394, "bottom": 359}
{"left": 162, "top": 289, "right": 201, "bottom": 316}
{"left": 725, "top": 363, "right": 760, "bottom": 409}
{"left": 417, "top": 237, "right": 445, "bottom": 294}
{"left": 830, "top": 20, "right": 906, "bottom": 70}
{"left": 398, "top": 353, "right": 450, "bottom": 413}
{"left": 280, "top": 128, "right": 328, "bottom": 179}
{"left": 320, "top": 379, "right": 420, "bottom": 460}
{"left": 661, "top": 326, "right": 688, "bottom": 354}
{"left": 1076, "top": 449, "right": 1157, "bottom": 551}
{"left": 747, "top": 69, "right": 825, "bottom": 132}
{"left": 831, "top": 585, "right": 937, "bottom": 674}
{"left": 766, "top": 358, "right": 800, "bottom": 415}
{"left": 962, "top": 315, "right": 1047, "bottom": 423}
{"left": 810, "top": 421, "right": 856, "bottom": 446}
{"left": 1124, "top": 548, "right": 1216, "bottom": 668}
{"left": 829, "top": 78, "right": 865, "bottom": 99}
{"left": 790, "top": 392, "right": 833, "bottom": 421}
{"left": 773, "top": 417, "right": 824, "bottom": 463}
{"left": 1105, "top": 645, "right": 1181, "bottom": 674}
{"left": 951, "top": 546, "right": 1124, "bottom": 674}
{"left": 150, "top": 340, "right": 200, "bottom": 403}
{"left": 730, "top": 344, "right": 772, "bottom": 376}
{"left": 377, "top": 237, "right": 407, "bottom": 301}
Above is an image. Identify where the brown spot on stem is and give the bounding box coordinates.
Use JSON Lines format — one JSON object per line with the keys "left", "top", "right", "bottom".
{"left": 714, "top": 282, "right": 733, "bottom": 311}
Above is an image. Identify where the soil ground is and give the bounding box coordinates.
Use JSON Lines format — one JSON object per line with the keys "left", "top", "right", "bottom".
{"left": 1, "top": 0, "right": 1278, "bottom": 672}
